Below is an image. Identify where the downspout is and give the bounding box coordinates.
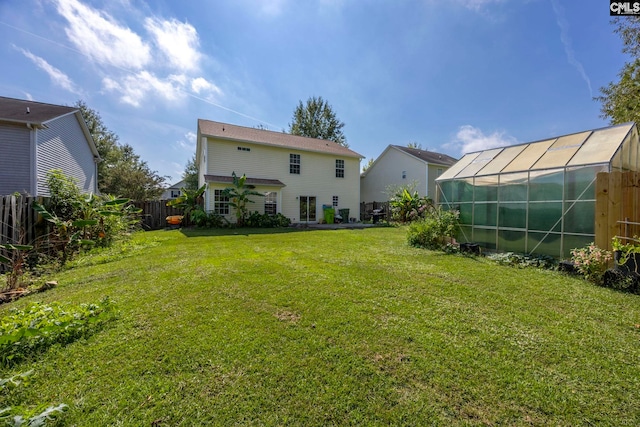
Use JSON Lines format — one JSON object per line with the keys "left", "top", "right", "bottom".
{"left": 27, "top": 123, "right": 37, "bottom": 196}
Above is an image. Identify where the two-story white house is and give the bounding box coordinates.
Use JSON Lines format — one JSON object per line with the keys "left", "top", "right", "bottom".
{"left": 196, "top": 119, "right": 363, "bottom": 224}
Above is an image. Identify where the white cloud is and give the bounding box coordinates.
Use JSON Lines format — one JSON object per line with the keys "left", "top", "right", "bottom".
{"left": 18, "top": 47, "right": 82, "bottom": 95}
{"left": 190, "top": 77, "right": 222, "bottom": 96}
{"left": 550, "top": 0, "right": 592, "bottom": 97}
{"left": 144, "top": 18, "right": 201, "bottom": 72}
{"left": 455, "top": 0, "right": 506, "bottom": 11}
{"left": 55, "top": 0, "right": 151, "bottom": 70}
{"left": 177, "top": 131, "right": 197, "bottom": 150}
{"left": 450, "top": 125, "right": 517, "bottom": 154}
{"left": 103, "top": 71, "right": 183, "bottom": 107}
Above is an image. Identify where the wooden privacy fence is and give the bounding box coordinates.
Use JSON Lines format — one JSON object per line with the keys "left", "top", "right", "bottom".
{"left": 595, "top": 171, "right": 640, "bottom": 250}
{"left": 131, "top": 200, "right": 194, "bottom": 230}
{"left": 0, "top": 195, "right": 42, "bottom": 246}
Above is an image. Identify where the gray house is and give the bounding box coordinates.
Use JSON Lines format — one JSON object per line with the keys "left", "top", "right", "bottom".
{"left": 0, "top": 96, "right": 100, "bottom": 196}
{"left": 360, "top": 145, "right": 457, "bottom": 202}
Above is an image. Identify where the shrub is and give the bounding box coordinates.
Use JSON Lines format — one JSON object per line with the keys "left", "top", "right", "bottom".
{"left": 190, "top": 210, "right": 228, "bottom": 228}
{"left": 245, "top": 212, "right": 291, "bottom": 228}
{"left": 407, "top": 207, "right": 459, "bottom": 250}
{"left": 389, "top": 187, "right": 432, "bottom": 223}
{"left": 570, "top": 243, "right": 612, "bottom": 284}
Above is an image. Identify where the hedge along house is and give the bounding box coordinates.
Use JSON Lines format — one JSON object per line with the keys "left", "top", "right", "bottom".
{"left": 435, "top": 122, "right": 640, "bottom": 258}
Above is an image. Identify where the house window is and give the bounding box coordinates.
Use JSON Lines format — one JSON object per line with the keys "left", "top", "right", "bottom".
{"left": 402, "top": 171, "right": 407, "bottom": 179}
{"left": 237, "top": 146, "right": 251, "bottom": 151}
{"left": 170, "top": 190, "right": 181, "bottom": 198}
{"left": 332, "top": 196, "right": 339, "bottom": 207}
{"left": 290, "top": 154, "right": 301, "bottom": 174}
{"left": 336, "top": 159, "right": 345, "bottom": 178}
{"left": 265, "top": 192, "right": 277, "bottom": 215}
{"left": 437, "top": 168, "right": 443, "bottom": 177}
{"left": 214, "top": 189, "right": 229, "bottom": 215}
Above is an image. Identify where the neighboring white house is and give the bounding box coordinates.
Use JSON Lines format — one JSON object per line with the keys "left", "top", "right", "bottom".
{"left": 161, "top": 179, "right": 186, "bottom": 200}
{"left": 0, "top": 96, "right": 100, "bottom": 196}
{"left": 196, "top": 119, "right": 363, "bottom": 223}
{"left": 360, "top": 145, "right": 457, "bottom": 202}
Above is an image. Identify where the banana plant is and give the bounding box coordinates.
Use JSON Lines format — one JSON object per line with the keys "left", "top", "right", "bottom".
{"left": 221, "top": 172, "right": 264, "bottom": 227}
{"left": 166, "top": 184, "right": 206, "bottom": 221}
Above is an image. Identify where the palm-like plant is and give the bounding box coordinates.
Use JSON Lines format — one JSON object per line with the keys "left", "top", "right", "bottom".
{"left": 221, "top": 172, "right": 264, "bottom": 226}
{"left": 166, "top": 184, "right": 206, "bottom": 221}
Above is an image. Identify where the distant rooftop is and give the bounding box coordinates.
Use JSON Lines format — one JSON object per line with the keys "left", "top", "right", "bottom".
{"left": 392, "top": 145, "right": 458, "bottom": 166}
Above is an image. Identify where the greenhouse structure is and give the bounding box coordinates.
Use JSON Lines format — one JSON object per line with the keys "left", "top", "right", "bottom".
{"left": 435, "top": 122, "right": 640, "bottom": 258}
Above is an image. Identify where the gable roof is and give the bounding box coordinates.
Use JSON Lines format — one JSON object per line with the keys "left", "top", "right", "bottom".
{"left": 0, "top": 96, "right": 77, "bottom": 125}
{"left": 391, "top": 145, "right": 458, "bottom": 166}
{"left": 198, "top": 119, "right": 363, "bottom": 158}
{"left": 0, "top": 96, "right": 100, "bottom": 159}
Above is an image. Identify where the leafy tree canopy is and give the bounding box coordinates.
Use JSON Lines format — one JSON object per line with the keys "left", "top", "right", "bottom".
{"left": 182, "top": 154, "right": 199, "bottom": 191}
{"left": 75, "top": 101, "right": 168, "bottom": 200}
{"left": 597, "top": 17, "right": 640, "bottom": 124}
{"left": 288, "top": 96, "right": 348, "bottom": 147}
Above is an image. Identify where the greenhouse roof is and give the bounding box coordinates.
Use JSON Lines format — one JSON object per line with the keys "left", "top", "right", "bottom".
{"left": 437, "top": 122, "right": 636, "bottom": 180}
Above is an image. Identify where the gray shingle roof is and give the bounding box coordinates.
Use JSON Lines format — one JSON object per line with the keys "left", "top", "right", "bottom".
{"left": 392, "top": 145, "right": 458, "bottom": 166}
{"left": 0, "top": 96, "right": 76, "bottom": 125}
{"left": 198, "top": 119, "right": 363, "bottom": 158}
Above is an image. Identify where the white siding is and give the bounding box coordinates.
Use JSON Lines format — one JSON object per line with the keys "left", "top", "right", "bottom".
{"left": 360, "top": 147, "right": 426, "bottom": 202}
{"left": 37, "top": 114, "right": 96, "bottom": 196}
{"left": 0, "top": 124, "right": 31, "bottom": 195}
{"left": 205, "top": 138, "right": 360, "bottom": 223}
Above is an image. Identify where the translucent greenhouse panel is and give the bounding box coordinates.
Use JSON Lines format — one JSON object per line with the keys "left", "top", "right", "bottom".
{"left": 473, "top": 227, "right": 497, "bottom": 250}
{"left": 438, "top": 152, "right": 479, "bottom": 180}
{"left": 564, "top": 234, "right": 595, "bottom": 257}
{"left": 498, "top": 172, "right": 528, "bottom": 202}
{"left": 458, "top": 226, "right": 472, "bottom": 243}
{"left": 459, "top": 203, "right": 473, "bottom": 225}
{"left": 568, "top": 123, "right": 633, "bottom": 167}
{"left": 529, "top": 169, "right": 563, "bottom": 202}
{"left": 499, "top": 203, "right": 526, "bottom": 229}
{"left": 563, "top": 201, "right": 595, "bottom": 234}
{"left": 622, "top": 133, "right": 633, "bottom": 171}
{"left": 528, "top": 202, "right": 562, "bottom": 232}
{"left": 531, "top": 131, "right": 590, "bottom": 170}
{"left": 453, "top": 178, "right": 474, "bottom": 203}
{"left": 565, "top": 165, "right": 606, "bottom": 201}
{"left": 498, "top": 230, "right": 526, "bottom": 253}
{"left": 473, "top": 175, "right": 498, "bottom": 202}
{"left": 476, "top": 145, "right": 527, "bottom": 176}
{"left": 455, "top": 148, "right": 504, "bottom": 178}
{"left": 611, "top": 147, "right": 623, "bottom": 171}
{"left": 437, "top": 181, "right": 454, "bottom": 205}
{"left": 502, "top": 139, "right": 555, "bottom": 173}
{"left": 528, "top": 232, "right": 561, "bottom": 258}
{"left": 473, "top": 202, "right": 497, "bottom": 227}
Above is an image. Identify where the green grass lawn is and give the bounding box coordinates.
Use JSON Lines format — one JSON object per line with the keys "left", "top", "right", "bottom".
{"left": 2, "top": 226, "right": 640, "bottom": 425}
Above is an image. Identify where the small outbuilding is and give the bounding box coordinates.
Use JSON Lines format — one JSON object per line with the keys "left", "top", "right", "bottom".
{"left": 436, "top": 123, "right": 640, "bottom": 258}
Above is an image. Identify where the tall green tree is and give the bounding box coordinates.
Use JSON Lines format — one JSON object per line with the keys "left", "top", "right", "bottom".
{"left": 182, "top": 154, "right": 199, "bottom": 191}
{"left": 288, "top": 96, "right": 348, "bottom": 147}
{"left": 597, "top": 17, "right": 640, "bottom": 124}
{"left": 75, "top": 101, "right": 167, "bottom": 200}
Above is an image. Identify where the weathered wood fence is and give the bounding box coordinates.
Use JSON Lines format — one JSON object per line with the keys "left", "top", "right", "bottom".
{"left": 595, "top": 171, "right": 640, "bottom": 250}
{"left": 360, "top": 201, "right": 390, "bottom": 221}
{"left": 0, "top": 196, "right": 42, "bottom": 246}
{"left": 131, "top": 200, "right": 191, "bottom": 230}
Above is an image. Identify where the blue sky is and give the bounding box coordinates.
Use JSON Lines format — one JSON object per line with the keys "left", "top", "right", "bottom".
{"left": 0, "top": 0, "right": 625, "bottom": 184}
